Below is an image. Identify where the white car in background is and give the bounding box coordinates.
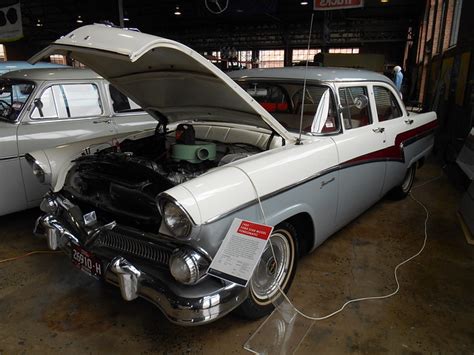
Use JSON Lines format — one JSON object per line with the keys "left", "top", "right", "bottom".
{"left": 0, "top": 68, "right": 156, "bottom": 216}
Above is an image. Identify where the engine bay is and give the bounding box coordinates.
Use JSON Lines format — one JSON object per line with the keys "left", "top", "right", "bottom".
{"left": 62, "top": 123, "right": 265, "bottom": 231}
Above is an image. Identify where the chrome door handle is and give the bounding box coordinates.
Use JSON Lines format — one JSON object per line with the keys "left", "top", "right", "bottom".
{"left": 93, "top": 119, "right": 112, "bottom": 124}
{"left": 405, "top": 119, "right": 414, "bottom": 124}
{"left": 372, "top": 127, "right": 385, "bottom": 133}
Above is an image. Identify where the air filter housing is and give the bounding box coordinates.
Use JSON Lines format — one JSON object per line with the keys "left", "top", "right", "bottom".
{"left": 171, "top": 142, "right": 216, "bottom": 164}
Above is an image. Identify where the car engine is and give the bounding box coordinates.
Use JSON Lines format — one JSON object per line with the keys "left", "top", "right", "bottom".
{"left": 62, "top": 123, "right": 261, "bottom": 232}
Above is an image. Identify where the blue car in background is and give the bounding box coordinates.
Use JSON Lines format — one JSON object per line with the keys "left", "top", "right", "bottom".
{"left": 0, "top": 61, "right": 67, "bottom": 75}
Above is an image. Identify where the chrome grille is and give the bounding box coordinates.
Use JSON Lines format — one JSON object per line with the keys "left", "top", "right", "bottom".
{"left": 95, "top": 229, "right": 172, "bottom": 266}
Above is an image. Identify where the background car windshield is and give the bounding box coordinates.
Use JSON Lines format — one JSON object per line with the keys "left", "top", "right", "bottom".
{"left": 238, "top": 81, "right": 338, "bottom": 134}
{"left": 0, "top": 79, "right": 35, "bottom": 122}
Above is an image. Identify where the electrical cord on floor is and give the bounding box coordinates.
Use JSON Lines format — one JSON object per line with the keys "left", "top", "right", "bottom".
{"left": 232, "top": 165, "right": 435, "bottom": 322}
{"left": 0, "top": 250, "right": 61, "bottom": 264}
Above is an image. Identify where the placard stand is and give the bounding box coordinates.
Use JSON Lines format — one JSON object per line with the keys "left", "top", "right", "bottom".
{"left": 244, "top": 298, "right": 314, "bottom": 354}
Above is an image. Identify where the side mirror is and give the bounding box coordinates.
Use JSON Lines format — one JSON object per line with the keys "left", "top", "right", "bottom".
{"left": 353, "top": 94, "right": 368, "bottom": 110}
{"left": 34, "top": 98, "right": 43, "bottom": 110}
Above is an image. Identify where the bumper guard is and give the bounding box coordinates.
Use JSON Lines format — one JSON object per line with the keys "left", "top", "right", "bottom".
{"left": 34, "top": 213, "right": 248, "bottom": 325}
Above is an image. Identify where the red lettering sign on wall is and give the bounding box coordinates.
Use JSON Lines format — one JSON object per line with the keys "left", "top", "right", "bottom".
{"left": 314, "top": 0, "right": 364, "bottom": 11}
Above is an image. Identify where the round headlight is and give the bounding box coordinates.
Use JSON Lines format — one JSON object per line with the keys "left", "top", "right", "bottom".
{"left": 170, "top": 249, "right": 199, "bottom": 285}
{"left": 162, "top": 201, "right": 192, "bottom": 238}
{"left": 32, "top": 162, "right": 45, "bottom": 183}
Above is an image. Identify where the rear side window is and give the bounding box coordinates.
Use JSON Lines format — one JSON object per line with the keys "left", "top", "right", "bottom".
{"left": 109, "top": 85, "right": 142, "bottom": 113}
{"left": 373, "top": 86, "right": 402, "bottom": 121}
{"left": 339, "top": 86, "right": 372, "bottom": 130}
{"left": 31, "top": 83, "right": 102, "bottom": 119}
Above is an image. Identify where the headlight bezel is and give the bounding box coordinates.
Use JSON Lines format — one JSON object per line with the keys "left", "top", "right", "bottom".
{"left": 25, "top": 153, "right": 50, "bottom": 184}
{"left": 158, "top": 194, "right": 195, "bottom": 239}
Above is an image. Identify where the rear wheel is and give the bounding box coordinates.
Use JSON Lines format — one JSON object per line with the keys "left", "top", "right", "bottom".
{"left": 388, "top": 165, "right": 416, "bottom": 200}
{"left": 235, "top": 222, "right": 298, "bottom": 319}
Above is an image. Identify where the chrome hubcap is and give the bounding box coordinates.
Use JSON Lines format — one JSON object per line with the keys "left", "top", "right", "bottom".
{"left": 251, "top": 232, "right": 291, "bottom": 304}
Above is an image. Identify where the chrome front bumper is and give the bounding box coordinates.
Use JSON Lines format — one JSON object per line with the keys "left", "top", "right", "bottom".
{"left": 34, "top": 213, "right": 248, "bottom": 326}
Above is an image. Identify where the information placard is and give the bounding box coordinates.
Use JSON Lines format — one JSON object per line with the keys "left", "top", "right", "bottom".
{"left": 207, "top": 219, "right": 273, "bottom": 286}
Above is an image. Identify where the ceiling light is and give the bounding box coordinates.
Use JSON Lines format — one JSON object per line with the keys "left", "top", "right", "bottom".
{"left": 174, "top": 6, "right": 181, "bottom": 16}
{"left": 76, "top": 15, "right": 83, "bottom": 24}
{"left": 380, "top": 0, "right": 389, "bottom": 2}
{"left": 123, "top": 17, "right": 129, "bottom": 21}
{"left": 300, "top": 1, "right": 309, "bottom": 5}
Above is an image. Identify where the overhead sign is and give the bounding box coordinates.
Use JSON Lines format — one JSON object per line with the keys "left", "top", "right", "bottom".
{"left": 314, "top": 0, "right": 364, "bottom": 11}
{"left": 0, "top": 2, "right": 23, "bottom": 43}
{"left": 207, "top": 219, "right": 273, "bottom": 287}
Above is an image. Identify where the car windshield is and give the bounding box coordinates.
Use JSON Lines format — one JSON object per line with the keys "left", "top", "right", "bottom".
{"left": 237, "top": 81, "right": 338, "bottom": 134}
{"left": 0, "top": 79, "right": 35, "bottom": 122}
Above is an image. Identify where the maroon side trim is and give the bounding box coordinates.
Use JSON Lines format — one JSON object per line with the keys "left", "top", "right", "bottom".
{"left": 345, "top": 120, "right": 438, "bottom": 165}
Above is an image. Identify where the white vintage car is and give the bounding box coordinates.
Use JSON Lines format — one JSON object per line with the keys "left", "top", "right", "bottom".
{"left": 0, "top": 67, "right": 156, "bottom": 216}
{"left": 29, "top": 25, "right": 437, "bottom": 325}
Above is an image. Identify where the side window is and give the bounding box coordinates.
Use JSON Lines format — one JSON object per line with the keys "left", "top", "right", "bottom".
{"left": 292, "top": 87, "right": 338, "bottom": 133}
{"left": 373, "top": 86, "right": 402, "bottom": 122}
{"left": 31, "top": 87, "right": 58, "bottom": 119}
{"left": 338, "top": 86, "right": 372, "bottom": 130}
{"left": 60, "top": 84, "right": 102, "bottom": 117}
{"left": 31, "top": 83, "right": 102, "bottom": 119}
{"left": 109, "top": 85, "right": 142, "bottom": 113}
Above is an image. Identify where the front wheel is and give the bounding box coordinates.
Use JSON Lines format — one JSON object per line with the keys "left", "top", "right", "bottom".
{"left": 235, "top": 222, "right": 298, "bottom": 319}
{"left": 388, "top": 164, "right": 416, "bottom": 200}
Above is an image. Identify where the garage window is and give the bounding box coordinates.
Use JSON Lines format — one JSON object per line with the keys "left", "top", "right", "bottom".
{"left": 373, "top": 86, "right": 402, "bottom": 122}
{"left": 338, "top": 86, "right": 372, "bottom": 129}
{"left": 259, "top": 50, "right": 284, "bottom": 68}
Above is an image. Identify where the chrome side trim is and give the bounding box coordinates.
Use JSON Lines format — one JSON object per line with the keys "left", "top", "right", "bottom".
{"left": 0, "top": 155, "right": 20, "bottom": 161}
{"left": 202, "top": 165, "right": 339, "bottom": 224}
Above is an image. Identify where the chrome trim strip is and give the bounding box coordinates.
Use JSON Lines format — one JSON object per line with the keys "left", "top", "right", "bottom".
{"left": 202, "top": 128, "right": 436, "bottom": 225}
{"left": 0, "top": 155, "right": 20, "bottom": 161}
{"left": 202, "top": 165, "right": 339, "bottom": 224}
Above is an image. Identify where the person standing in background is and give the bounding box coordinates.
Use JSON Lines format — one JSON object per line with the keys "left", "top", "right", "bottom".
{"left": 393, "top": 65, "right": 404, "bottom": 92}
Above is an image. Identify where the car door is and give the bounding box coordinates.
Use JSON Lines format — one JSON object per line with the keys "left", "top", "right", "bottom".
{"left": 331, "top": 83, "right": 387, "bottom": 229}
{"left": 17, "top": 80, "right": 118, "bottom": 205}
{"left": 371, "top": 83, "right": 409, "bottom": 194}
{"left": 106, "top": 84, "right": 157, "bottom": 135}
{"left": 0, "top": 121, "right": 28, "bottom": 215}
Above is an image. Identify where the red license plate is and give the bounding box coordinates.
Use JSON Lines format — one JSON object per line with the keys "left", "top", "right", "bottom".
{"left": 71, "top": 243, "right": 103, "bottom": 278}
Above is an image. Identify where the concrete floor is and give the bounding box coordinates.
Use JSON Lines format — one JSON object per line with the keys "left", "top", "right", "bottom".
{"left": 0, "top": 160, "right": 473, "bottom": 354}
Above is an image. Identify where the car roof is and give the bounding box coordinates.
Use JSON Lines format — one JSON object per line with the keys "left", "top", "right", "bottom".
{"left": 1, "top": 67, "right": 103, "bottom": 81}
{"left": 228, "top": 66, "right": 394, "bottom": 86}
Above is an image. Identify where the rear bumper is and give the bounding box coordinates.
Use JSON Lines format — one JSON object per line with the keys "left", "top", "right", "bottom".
{"left": 34, "top": 213, "right": 248, "bottom": 326}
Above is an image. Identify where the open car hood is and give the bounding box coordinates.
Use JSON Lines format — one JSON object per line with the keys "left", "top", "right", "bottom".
{"left": 30, "top": 24, "right": 293, "bottom": 142}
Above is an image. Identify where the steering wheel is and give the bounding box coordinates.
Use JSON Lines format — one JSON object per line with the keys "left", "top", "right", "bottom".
{"left": 0, "top": 100, "right": 13, "bottom": 118}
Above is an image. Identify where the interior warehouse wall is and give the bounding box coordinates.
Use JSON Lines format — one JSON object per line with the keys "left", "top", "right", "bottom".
{"left": 419, "top": 0, "right": 473, "bottom": 175}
